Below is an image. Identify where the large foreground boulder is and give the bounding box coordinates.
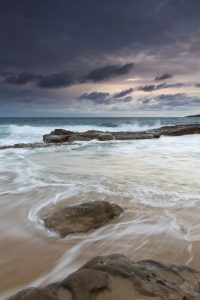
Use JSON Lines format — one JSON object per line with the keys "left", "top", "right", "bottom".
{"left": 40, "top": 201, "right": 123, "bottom": 237}
{"left": 7, "top": 254, "right": 200, "bottom": 300}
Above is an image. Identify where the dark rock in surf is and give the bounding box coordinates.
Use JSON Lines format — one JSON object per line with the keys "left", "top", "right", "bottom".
{"left": 41, "top": 201, "right": 123, "bottom": 237}
{"left": 0, "top": 143, "right": 51, "bottom": 150}
{"left": 43, "top": 124, "right": 200, "bottom": 144}
{"left": 43, "top": 129, "right": 114, "bottom": 143}
{"left": 7, "top": 253, "right": 200, "bottom": 300}
{"left": 7, "top": 288, "right": 58, "bottom": 300}
{"left": 157, "top": 124, "right": 200, "bottom": 136}
{"left": 2, "top": 124, "right": 200, "bottom": 151}
{"left": 112, "top": 131, "right": 160, "bottom": 140}
{"left": 78, "top": 130, "right": 114, "bottom": 141}
{"left": 43, "top": 134, "right": 69, "bottom": 143}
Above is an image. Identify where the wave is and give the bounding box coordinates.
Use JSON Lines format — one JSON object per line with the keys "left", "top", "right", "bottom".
{"left": 0, "top": 121, "right": 162, "bottom": 146}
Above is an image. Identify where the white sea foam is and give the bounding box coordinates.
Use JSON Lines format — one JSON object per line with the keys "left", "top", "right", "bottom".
{"left": 1, "top": 118, "right": 200, "bottom": 298}
{"left": 0, "top": 121, "right": 162, "bottom": 146}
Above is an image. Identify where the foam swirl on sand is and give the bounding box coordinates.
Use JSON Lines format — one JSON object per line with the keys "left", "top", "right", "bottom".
{"left": 1, "top": 120, "right": 200, "bottom": 298}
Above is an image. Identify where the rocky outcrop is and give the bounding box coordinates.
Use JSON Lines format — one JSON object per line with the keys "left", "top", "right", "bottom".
{"left": 43, "top": 124, "right": 200, "bottom": 143}
{"left": 7, "top": 254, "right": 200, "bottom": 300}
{"left": 43, "top": 129, "right": 115, "bottom": 143}
{"left": 40, "top": 201, "right": 123, "bottom": 237}
{"left": 112, "top": 131, "right": 160, "bottom": 140}
{"left": 1, "top": 124, "right": 200, "bottom": 150}
{"left": 153, "top": 124, "right": 200, "bottom": 136}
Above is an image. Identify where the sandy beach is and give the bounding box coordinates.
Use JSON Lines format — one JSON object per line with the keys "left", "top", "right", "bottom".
{"left": 1, "top": 119, "right": 200, "bottom": 298}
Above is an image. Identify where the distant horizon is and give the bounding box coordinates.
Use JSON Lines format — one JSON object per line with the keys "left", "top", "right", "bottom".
{"left": 0, "top": 114, "right": 199, "bottom": 119}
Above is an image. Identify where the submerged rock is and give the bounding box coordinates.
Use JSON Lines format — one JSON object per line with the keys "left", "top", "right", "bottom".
{"left": 7, "top": 254, "right": 200, "bottom": 300}
{"left": 40, "top": 201, "right": 123, "bottom": 237}
{"left": 0, "top": 143, "right": 51, "bottom": 150}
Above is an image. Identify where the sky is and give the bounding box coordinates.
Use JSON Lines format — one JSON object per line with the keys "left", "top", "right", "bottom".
{"left": 1, "top": 0, "right": 200, "bottom": 117}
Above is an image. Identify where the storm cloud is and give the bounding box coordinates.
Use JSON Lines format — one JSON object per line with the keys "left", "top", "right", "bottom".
{"left": 4, "top": 71, "right": 75, "bottom": 88}
{"left": 2, "top": 0, "right": 200, "bottom": 75}
{"left": 37, "top": 72, "right": 75, "bottom": 88}
{"left": 1, "top": 0, "right": 200, "bottom": 115}
{"left": 113, "top": 88, "right": 134, "bottom": 98}
{"left": 137, "top": 93, "right": 200, "bottom": 110}
{"left": 138, "top": 83, "right": 184, "bottom": 92}
{"left": 155, "top": 73, "right": 173, "bottom": 81}
{"left": 78, "top": 89, "right": 133, "bottom": 105}
{"left": 78, "top": 92, "right": 110, "bottom": 104}
{"left": 83, "top": 63, "right": 134, "bottom": 82}
{"left": 5, "top": 72, "right": 41, "bottom": 85}
{"left": 4, "top": 63, "right": 134, "bottom": 89}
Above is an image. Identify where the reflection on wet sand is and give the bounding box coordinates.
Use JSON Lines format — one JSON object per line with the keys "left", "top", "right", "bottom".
{"left": 0, "top": 135, "right": 200, "bottom": 298}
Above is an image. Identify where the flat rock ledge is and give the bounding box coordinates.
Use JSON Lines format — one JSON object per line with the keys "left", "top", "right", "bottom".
{"left": 43, "top": 124, "right": 200, "bottom": 143}
{"left": 7, "top": 254, "right": 200, "bottom": 300}
{"left": 1, "top": 124, "right": 200, "bottom": 150}
{"left": 40, "top": 201, "right": 123, "bottom": 237}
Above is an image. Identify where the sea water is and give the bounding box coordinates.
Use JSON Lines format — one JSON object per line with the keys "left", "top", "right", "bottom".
{"left": 0, "top": 117, "right": 200, "bottom": 298}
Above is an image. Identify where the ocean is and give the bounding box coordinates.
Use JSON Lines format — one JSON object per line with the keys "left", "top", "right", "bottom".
{"left": 0, "top": 117, "right": 200, "bottom": 298}
{"left": 1, "top": 117, "right": 200, "bottom": 145}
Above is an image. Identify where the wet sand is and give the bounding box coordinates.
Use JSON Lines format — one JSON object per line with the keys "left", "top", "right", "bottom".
{"left": 1, "top": 135, "right": 200, "bottom": 298}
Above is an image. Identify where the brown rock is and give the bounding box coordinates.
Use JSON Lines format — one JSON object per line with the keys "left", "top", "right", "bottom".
{"left": 43, "top": 134, "right": 69, "bottom": 143}
{"left": 62, "top": 269, "right": 110, "bottom": 300}
{"left": 41, "top": 201, "right": 123, "bottom": 237}
{"left": 112, "top": 131, "right": 160, "bottom": 140}
{"left": 79, "top": 130, "right": 114, "bottom": 141}
{"left": 2, "top": 124, "right": 200, "bottom": 150}
{"left": 43, "top": 124, "right": 200, "bottom": 144}
{"left": 8, "top": 288, "right": 58, "bottom": 300}
{"left": 159, "top": 124, "right": 200, "bottom": 136}
{"left": 7, "top": 254, "right": 200, "bottom": 300}
{"left": 68, "top": 254, "right": 200, "bottom": 299}
{"left": 50, "top": 129, "right": 74, "bottom": 136}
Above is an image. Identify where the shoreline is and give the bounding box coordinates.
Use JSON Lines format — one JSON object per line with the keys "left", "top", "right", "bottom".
{"left": 6, "top": 253, "right": 200, "bottom": 299}
{"left": 1, "top": 122, "right": 200, "bottom": 298}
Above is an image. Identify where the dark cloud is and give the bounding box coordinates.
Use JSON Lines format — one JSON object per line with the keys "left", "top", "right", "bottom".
{"left": 5, "top": 72, "right": 41, "bottom": 85}
{"left": 137, "top": 93, "right": 200, "bottom": 110}
{"left": 138, "top": 83, "right": 184, "bottom": 92}
{"left": 138, "top": 84, "right": 165, "bottom": 92}
{"left": 1, "top": 0, "right": 200, "bottom": 115}
{"left": 78, "top": 92, "right": 110, "bottom": 104}
{"left": 155, "top": 73, "right": 173, "bottom": 81}
{"left": 4, "top": 71, "right": 75, "bottom": 88}
{"left": 37, "top": 72, "right": 75, "bottom": 88}
{"left": 83, "top": 63, "right": 134, "bottom": 82}
{"left": 113, "top": 88, "right": 133, "bottom": 98}
{"left": 1, "top": 0, "right": 200, "bottom": 75}
{"left": 4, "top": 63, "right": 134, "bottom": 88}
{"left": 120, "top": 96, "right": 133, "bottom": 103}
{"left": 78, "top": 89, "right": 133, "bottom": 104}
